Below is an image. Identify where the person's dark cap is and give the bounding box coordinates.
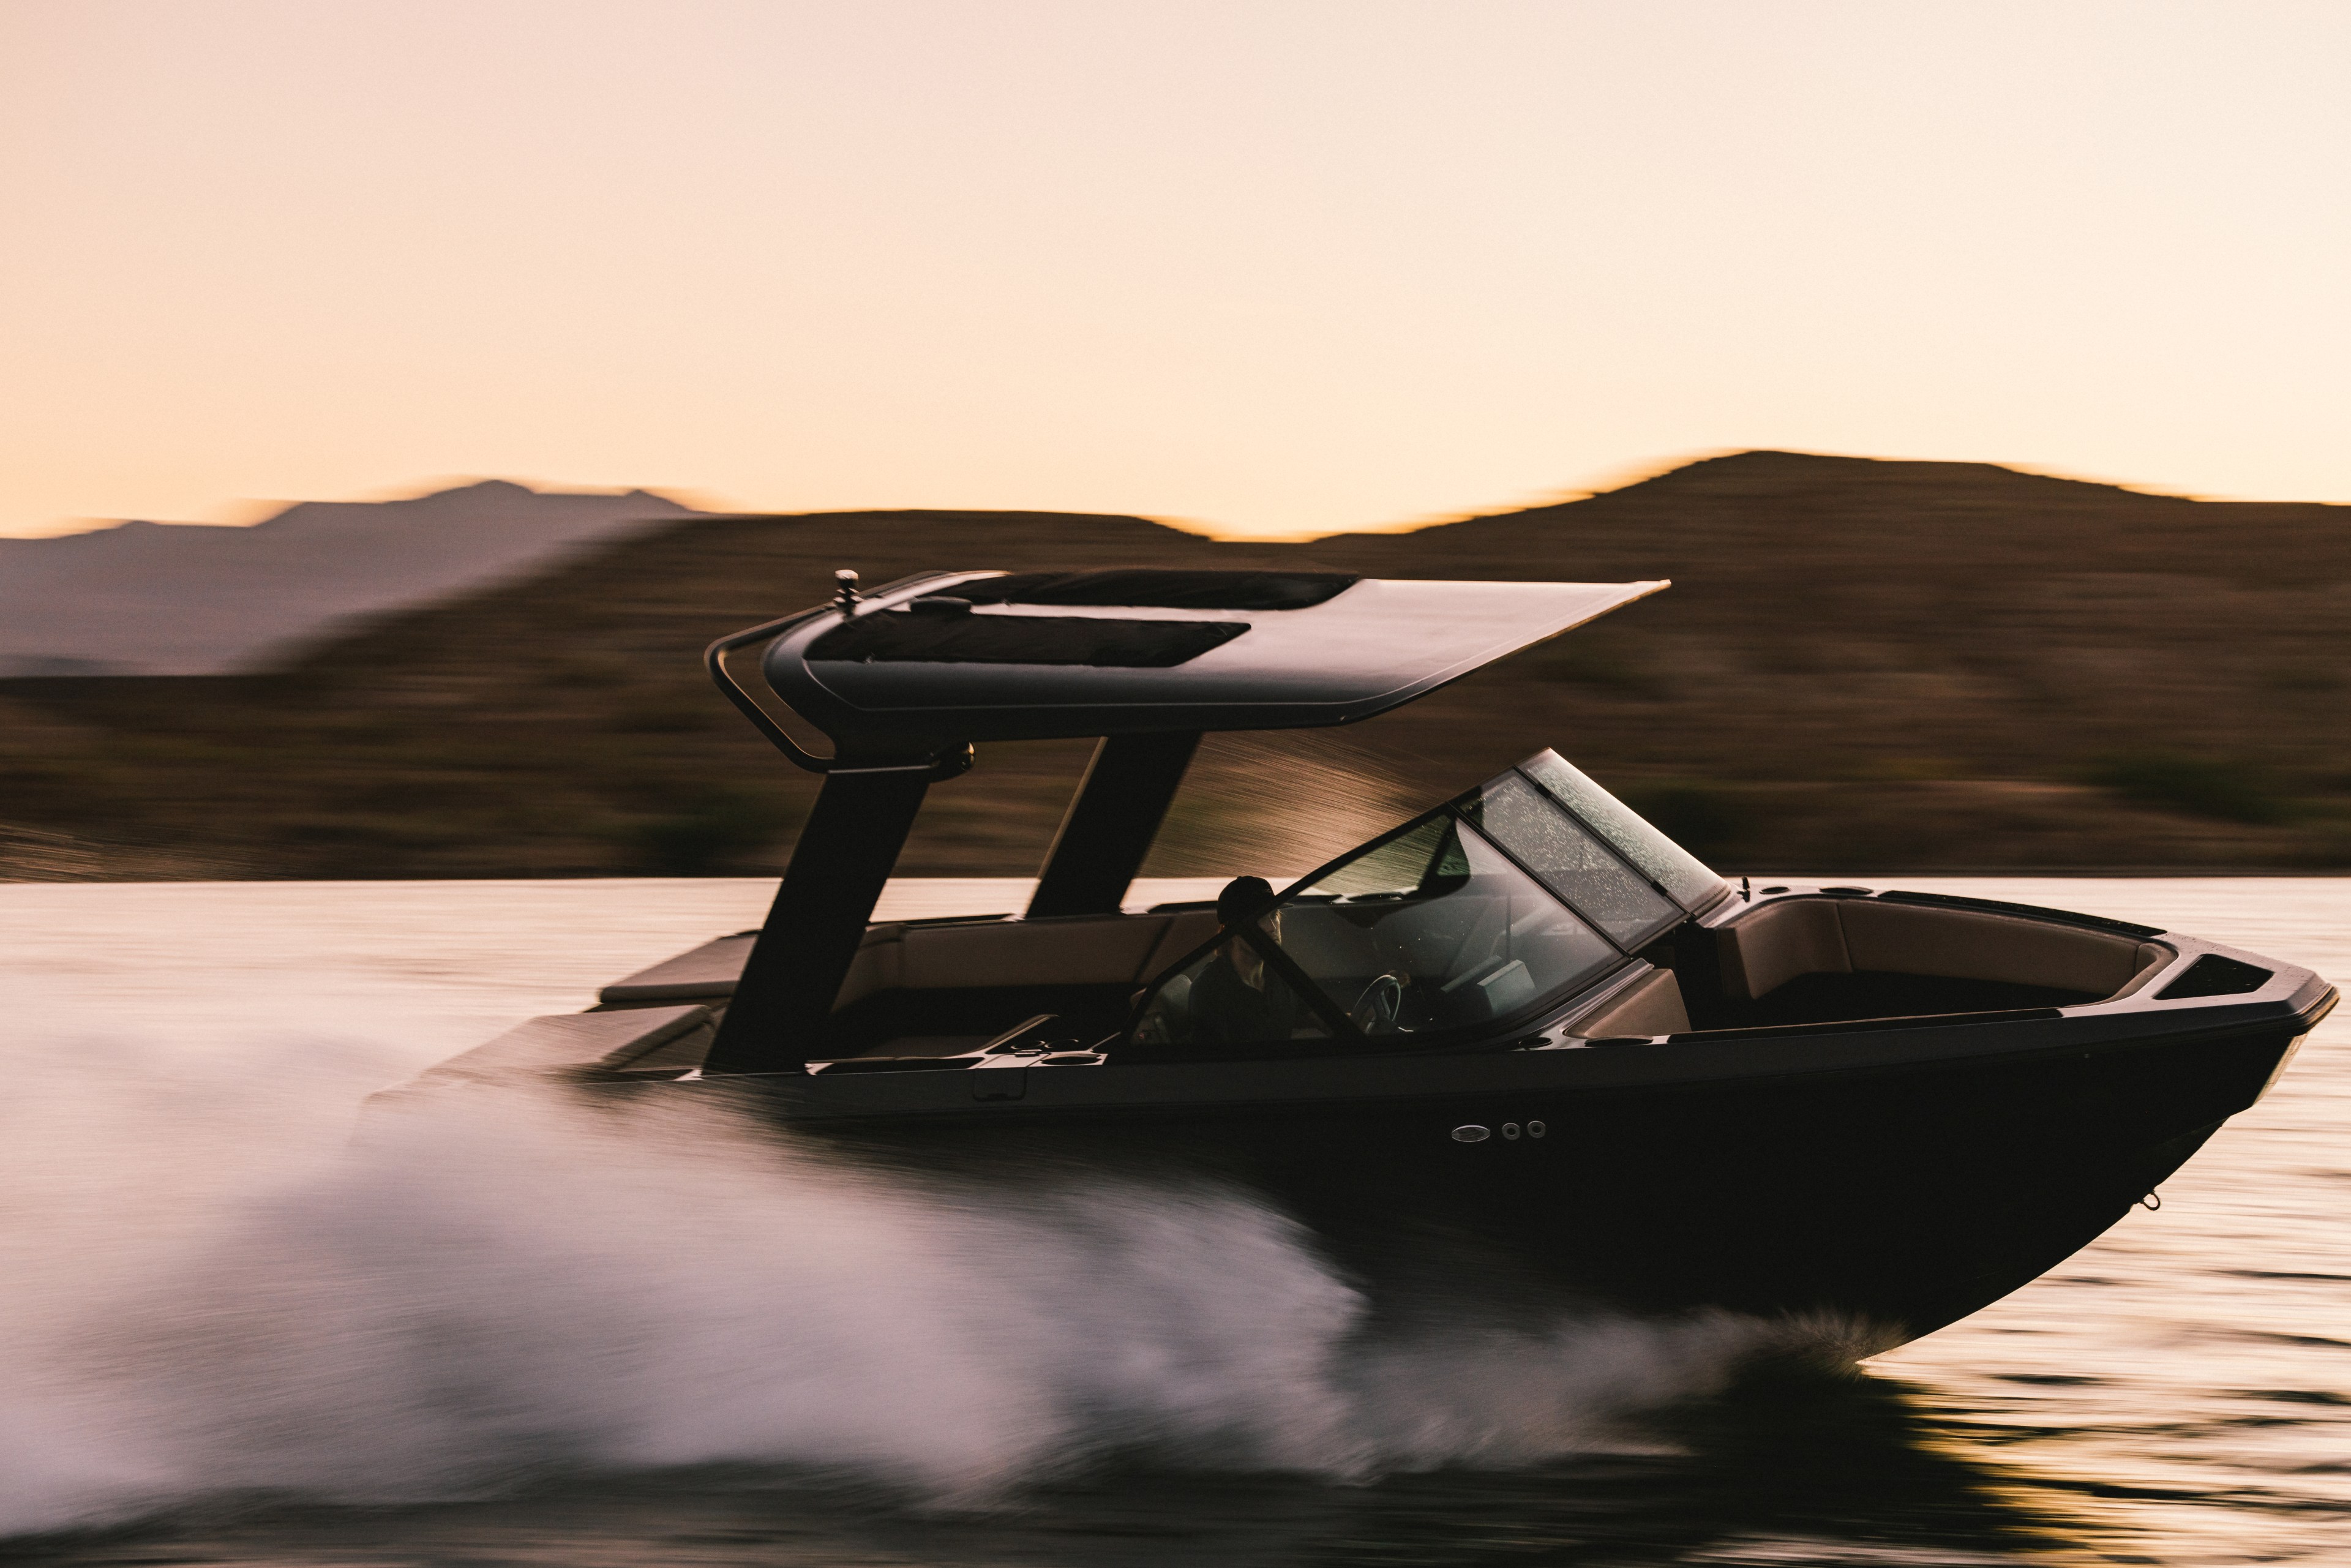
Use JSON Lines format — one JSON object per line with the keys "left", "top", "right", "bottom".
{"left": 1217, "top": 876, "right": 1277, "bottom": 928}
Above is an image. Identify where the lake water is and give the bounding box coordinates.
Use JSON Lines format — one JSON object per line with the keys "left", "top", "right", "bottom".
{"left": 0, "top": 876, "right": 2344, "bottom": 1566}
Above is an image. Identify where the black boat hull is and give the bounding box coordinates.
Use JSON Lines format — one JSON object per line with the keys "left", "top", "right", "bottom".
{"left": 673, "top": 998, "right": 2323, "bottom": 1347}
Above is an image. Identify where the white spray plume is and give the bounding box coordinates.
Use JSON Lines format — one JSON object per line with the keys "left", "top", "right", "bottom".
{"left": 0, "top": 1033, "right": 1845, "bottom": 1540}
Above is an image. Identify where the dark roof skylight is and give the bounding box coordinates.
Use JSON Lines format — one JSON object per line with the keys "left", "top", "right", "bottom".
{"left": 808, "top": 611, "right": 1249, "bottom": 668}
{"left": 953, "top": 569, "right": 1359, "bottom": 611}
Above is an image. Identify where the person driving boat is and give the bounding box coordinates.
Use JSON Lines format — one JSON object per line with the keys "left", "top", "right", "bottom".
{"left": 1182, "top": 876, "right": 1306, "bottom": 1046}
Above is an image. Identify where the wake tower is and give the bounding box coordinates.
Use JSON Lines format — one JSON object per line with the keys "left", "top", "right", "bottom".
{"left": 699, "top": 568, "right": 1667, "bottom": 1072}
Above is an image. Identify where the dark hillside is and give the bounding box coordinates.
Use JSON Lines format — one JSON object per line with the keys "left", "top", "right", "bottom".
{"left": 1306, "top": 451, "right": 2351, "bottom": 868}
{"left": 0, "top": 509, "right": 1300, "bottom": 877}
{"left": 4, "top": 455, "right": 2347, "bottom": 879}
{"left": 0, "top": 480, "right": 696, "bottom": 675}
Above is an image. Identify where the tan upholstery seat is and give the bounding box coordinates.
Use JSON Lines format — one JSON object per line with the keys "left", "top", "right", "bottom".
{"left": 1141, "top": 910, "right": 1224, "bottom": 979}
{"left": 1572, "top": 967, "right": 1692, "bottom": 1037}
{"left": 604, "top": 910, "right": 1229, "bottom": 1019}
{"left": 1717, "top": 897, "right": 2169, "bottom": 1002}
{"left": 834, "top": 909, "right": 1226, "bottom": 1011}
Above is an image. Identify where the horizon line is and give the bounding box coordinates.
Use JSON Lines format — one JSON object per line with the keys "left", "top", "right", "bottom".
{"left": 6, "top": 448, "right": 2344, "bottom": 546}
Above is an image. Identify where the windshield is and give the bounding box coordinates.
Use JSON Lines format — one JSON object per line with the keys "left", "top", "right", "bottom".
{"left": 1250, "top": 812, "right": 1619, "bottom": 1038}
{"left": 1458, "top": 771, "right": 1685, "bottom": 949}
{"left": 1516, "top": 751, "right": 1727, "bottom": 912}
{"left": 1130, "top": 917, "right": 1337, "bottom": 1052}
{"left": 1128, "top": 751, "right": 1727, "bottom": 1056}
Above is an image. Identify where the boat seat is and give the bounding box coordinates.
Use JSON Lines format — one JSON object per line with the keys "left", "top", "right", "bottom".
{"left": 827, "top": 908, "right": 1226, "bottom": 1057}
{"left": 1717, "top": 897, "right": 2170, "bottom": 1003}
{"left": 599, "top": 932, "right": 759, "bottom": 1002}
{"left": 600, "top": 910, "right": 1226, "bottom": 1011}
{"left": 418, "top": 1005, "right": 714, "bottom": 1083}
{"left": 1570, "top": 967, "right": 1691, "bottom": 1037}
{"left": 833, "top": 909, "right": 1224, "bottom": 1011}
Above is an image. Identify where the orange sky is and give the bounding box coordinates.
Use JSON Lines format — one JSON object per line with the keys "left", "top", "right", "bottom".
{"left": 4, "top": 1, "right": 2346, "bottom": 540}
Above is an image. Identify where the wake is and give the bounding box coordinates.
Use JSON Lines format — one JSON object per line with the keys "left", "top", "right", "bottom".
{"left": 0, "top": 1031, "right": 1852, "bottom": 1538}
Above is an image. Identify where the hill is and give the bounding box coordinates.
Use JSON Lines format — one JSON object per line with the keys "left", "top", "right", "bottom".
{"left": 2, "top": 452, "right": 2347, "bottom": 879}
{"left": 0, "top": 481, "right": 697, "bottom": 675}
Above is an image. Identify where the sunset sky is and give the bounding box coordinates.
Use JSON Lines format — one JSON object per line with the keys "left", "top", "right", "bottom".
{"left": 4, "top": 1, "right": 2345, "bottom": 540}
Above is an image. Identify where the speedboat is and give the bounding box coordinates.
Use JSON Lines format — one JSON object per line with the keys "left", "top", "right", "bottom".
{"left": 401, "top": 567, "right": 2336, "bottom": 1343}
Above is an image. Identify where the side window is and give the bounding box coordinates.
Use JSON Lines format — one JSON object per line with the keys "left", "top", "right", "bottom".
{"left": 1131, "top": 929, "right": 1333, "bottom": 1050}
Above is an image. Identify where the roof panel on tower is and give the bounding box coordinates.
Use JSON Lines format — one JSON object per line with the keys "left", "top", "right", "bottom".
{"left": 753, "top": 568, "right": 1667, "bottom": 760}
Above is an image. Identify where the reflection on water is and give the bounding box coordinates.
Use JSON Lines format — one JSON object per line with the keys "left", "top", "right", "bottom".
{"left": 0, "top": 875, "right": 2343, "bottom": 1566}
{"left": 0, "top": 1370, "right": 2106, "bottom": 1566}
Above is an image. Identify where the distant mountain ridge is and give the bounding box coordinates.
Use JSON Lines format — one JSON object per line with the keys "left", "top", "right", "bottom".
{"left": 0, "top": 481, "right": 698, "bottom": 675}
{"left": 2, "top": 449, "right": 2345, "bottom": 877}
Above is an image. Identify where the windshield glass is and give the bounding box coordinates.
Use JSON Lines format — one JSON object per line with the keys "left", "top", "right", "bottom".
{"left": 1258, "top": 812, "right": 1620, "bottom": 1038}
{"left": 1517, "top": 751, "right": 1728, "bottom": 912}
{"left": 1131, "top": 921, "right": 1335, "bottom": 1051}
{"left": 1458, "top": 771, "right": 1684, "bottom": 949}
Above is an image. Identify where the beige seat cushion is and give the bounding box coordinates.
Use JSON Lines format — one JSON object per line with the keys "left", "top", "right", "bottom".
{"left": 838, "top": 910, "right": 1222, "bottom": 1010}
{"left": 1142, "top": 910, "right": 1226, "bottom": 981}
{"left": 1572, "top": 967, "right": 1691, "bottom": 1038}
{"left": 603, "top": 909, "right": 1239, "bottom": 1020}
{"left": 902, "top": 915, "right": 1172, "bottom": 990}
{"left": 599, "top": 932, "right": 758, "bottom": 1002}
{"left": 1719, "top": 897, "right": 2169, "bottom": 1001}
{"left": 1718, "top": 899, "right": 1850, "bottom": 1000}
{"left": 422, "top": 1005, "right": 713, "bottom": 1083}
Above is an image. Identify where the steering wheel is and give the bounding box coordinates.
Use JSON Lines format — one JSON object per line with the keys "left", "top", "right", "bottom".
{"left": 1351, "top": 972, "right": 1406, "bottom": 1035}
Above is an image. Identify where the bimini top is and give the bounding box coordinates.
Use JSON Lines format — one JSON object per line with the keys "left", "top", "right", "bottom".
{"left": 721, "top": 568, "right": 1667, "bottom": 765}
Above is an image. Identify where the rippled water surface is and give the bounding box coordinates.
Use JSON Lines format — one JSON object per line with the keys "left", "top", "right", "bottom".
{"left": 1, "top": 875, "right": 2344, "bottom": 1566}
